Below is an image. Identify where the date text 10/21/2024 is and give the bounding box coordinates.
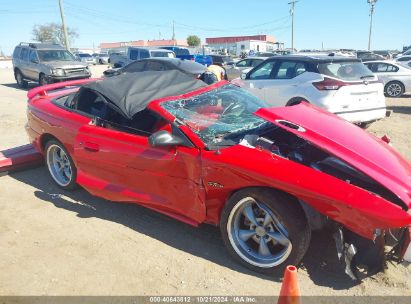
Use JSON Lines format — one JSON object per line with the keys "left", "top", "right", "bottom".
{"left": 149, "top": 297, "right": 257, "bottom": 303}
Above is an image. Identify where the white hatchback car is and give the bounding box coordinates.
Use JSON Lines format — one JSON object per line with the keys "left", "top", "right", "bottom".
{"left": 364, "top": 60, "right": 411, "bottom": 97}
{"left": 232, "top": 55, "right": 386, "bottom": 126}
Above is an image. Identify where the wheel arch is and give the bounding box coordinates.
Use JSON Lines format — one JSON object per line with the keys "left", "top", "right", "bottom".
{"left": 39, "top": 133, "right": 60, "bottom": 152}
{"left": 286, "top": 97, "right": 310, "bottom": 106}
{"left": 385, "top": 79, "right": 405, "bottom": 86}
{"left": 218, "top": 186, "right": 324, "bottom": 230}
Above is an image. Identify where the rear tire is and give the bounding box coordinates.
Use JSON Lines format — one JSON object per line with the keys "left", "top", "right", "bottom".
{"left": 385, "top": 81, "right": 404, "bottom": 97}
{"left": 220, "top": 188, "right": 311, "bottom": 275}
{"left": 359, "top": 122, "right": 372, "bottom": 129}
{"left": 45, "top": 140, "right": 78, "bottom": 190}
{"left": 15, "top": 70, "right": 28, "bottom": 88}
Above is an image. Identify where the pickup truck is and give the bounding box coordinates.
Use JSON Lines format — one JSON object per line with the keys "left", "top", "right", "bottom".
{"left": 109, "top": 47, "right": 175, "bottom": 68}
{"left": 160, "top": 46, "right": 212, "bottom": 66}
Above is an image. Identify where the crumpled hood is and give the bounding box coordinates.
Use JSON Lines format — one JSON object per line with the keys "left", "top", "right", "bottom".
{"left": 255, "top": 102, "right": 411, "bottom": 209}
{"left": 44, "top": 61, "right": 88, "bottom": 69}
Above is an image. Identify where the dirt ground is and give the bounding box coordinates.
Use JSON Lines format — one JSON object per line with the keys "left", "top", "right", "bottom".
{"left": 0, "top": 65, "right": 410, "bottom": 296}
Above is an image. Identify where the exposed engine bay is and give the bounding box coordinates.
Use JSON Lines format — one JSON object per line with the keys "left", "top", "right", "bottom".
{"left": 237, "top": 125, "right": 403, "bottom": 208}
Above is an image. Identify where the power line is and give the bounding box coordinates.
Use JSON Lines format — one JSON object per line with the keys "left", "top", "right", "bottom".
{"left": 65, "top": 1, "right": 291, "bottom": 35}
{"left": 64, "top": 2, "right": 169, "bottom": 28}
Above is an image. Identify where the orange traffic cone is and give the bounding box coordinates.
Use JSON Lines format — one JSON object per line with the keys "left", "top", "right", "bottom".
{"left": 277, "top": 265, "right": 301, "bottom": 304}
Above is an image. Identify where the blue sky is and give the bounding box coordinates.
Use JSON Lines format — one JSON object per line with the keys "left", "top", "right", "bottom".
{"left": 0, "top": 0, "right": 409, "bottom": 55}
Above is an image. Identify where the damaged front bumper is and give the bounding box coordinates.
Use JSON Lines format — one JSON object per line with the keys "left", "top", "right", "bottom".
{"left": 333, "top": 225, "right": 411, "bottom": 280}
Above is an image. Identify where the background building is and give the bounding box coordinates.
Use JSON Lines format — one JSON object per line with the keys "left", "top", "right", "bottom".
{"left": 205, "top": 35, "right": 283, "bottom": 56}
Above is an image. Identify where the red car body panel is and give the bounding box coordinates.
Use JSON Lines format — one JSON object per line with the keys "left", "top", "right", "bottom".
{"left": 73, "top": 124, "right": 206, "bottom": 224}
{"left": 26, "top": 81, "right": 411, "bottom": 241}
{"left": 255, "top": 103, "right": 411, "bottom": 209}
{"left": 200, "top": 145, "right": 411, "bottom": 239}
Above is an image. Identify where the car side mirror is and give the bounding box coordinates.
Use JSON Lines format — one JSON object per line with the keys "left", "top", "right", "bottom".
{"left": 148, "top": 130, "right": 186, "bottom": 148}
{"left": 31, "top": 58, "right": 39, "bottom": 64}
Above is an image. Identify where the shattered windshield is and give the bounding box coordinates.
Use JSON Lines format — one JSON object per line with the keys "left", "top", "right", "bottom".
{"left": 160, "top": 84, "right": 268, "bottom": 147}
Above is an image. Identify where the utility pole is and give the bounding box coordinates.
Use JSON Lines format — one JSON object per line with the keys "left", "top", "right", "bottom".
{"left": 58, "top": 0, "right": 70, "bottom": 50}
{"left": 288, "top": 0, "right": 298, "bottom": 52}
{"left": 172, "top": 20, "right": 176, "bottom": 45}
{"left": 367, "top": 0, "right": 378, "bottom": 51}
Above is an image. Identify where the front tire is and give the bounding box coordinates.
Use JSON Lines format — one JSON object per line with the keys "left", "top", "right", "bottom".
{"left": 39, "top": 73, "right": 49, "bottom": 86}
{"left": 45, "top": 140, "right": 77, "bottom": 190}
{"left": 220, "top": 188, "right": 311, "bottom": 275}
{"left": 385, "top": 81, "right": 404, "bottom": 97}
{"left": 15, "top": 70, "right": 28, "bottom": 88}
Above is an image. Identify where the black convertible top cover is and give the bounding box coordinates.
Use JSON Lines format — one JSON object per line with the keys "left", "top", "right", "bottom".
{"left": 83, "top": 70, "right": 208, "bottom": 119}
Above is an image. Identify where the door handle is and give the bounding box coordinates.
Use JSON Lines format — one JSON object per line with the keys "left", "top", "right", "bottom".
{"left": 84, "top": 142, "right": 100, "bottom": 152}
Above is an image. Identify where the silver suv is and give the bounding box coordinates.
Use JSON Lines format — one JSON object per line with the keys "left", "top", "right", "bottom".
{"left": 12, "top": 42, "right": 91, "bottom": 88}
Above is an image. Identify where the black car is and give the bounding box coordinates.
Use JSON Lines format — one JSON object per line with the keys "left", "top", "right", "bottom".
{"left": 210, "top": 55, "right": 232, "bottom": 67}
{"left": 104, "top": 58, "right": 207, "bottom": 77}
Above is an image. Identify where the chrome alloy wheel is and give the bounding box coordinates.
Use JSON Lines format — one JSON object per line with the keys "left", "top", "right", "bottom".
{"left": 386, "top": 83, "right": 403, "bottom": 97}
{"left": 46, "top": 144, "right": 72, "bottom": 187}
{"left": 227, "top": 197, "right": 292, "bottom": 268}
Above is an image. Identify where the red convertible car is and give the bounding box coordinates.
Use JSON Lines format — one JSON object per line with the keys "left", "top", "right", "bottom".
{"left": 26, "top": 70, "right": 411, "bottom": 278}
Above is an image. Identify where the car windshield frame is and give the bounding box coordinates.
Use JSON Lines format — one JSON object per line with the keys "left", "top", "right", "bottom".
{"left": 159, "top": 84, "right": 269, "bottom": 148}
{"left": 37, "top": 50, "right": 76, "bottom": 62}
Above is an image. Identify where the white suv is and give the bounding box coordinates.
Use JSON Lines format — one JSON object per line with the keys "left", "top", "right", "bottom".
{"left": 232, "top": 55, "right": 386, "bottom": 126}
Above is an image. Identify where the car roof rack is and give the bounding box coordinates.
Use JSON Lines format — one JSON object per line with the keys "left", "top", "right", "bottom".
{"left": 18, "top": 42, "right": 64, "bottom": 49}
{"left": 19, "top": 42, "right": 37, "bottom": 48}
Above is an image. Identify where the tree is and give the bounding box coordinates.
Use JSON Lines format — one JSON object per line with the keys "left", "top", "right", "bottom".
{"left": 32, "top": 23, "right": 78, "bottom": 48}
{"left": 187, "top": 35, "right": 201, "bottom": 47}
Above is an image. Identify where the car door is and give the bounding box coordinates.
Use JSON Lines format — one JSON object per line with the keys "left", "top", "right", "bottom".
{"left": 261, "top": 60, "right": 308, "bottom": 106}
{"left": 72, "top": 119, "right": 206, "bottom": 224}
{"left": 226, "top": 59, "right": 248, "bottom": 80}
{"left": 366, "top": 62, "right": 397, "bottom": 84}
{"left": 26, "top": 50, "right": 40, "bottom": 80}
{"left": 241, "top": 59, "right": 277, "bottom": 101}
{"left": 19, "top": 48, "right": 30, "bottom": 78}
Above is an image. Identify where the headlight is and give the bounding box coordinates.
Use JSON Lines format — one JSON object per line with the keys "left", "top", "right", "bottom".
{"left": 52, "top": 68, "right": 65, "bottom": 76}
